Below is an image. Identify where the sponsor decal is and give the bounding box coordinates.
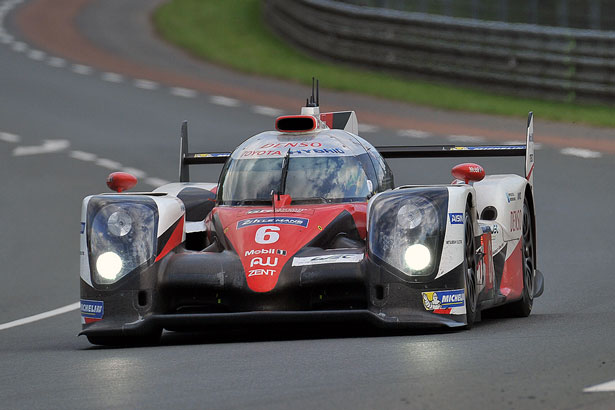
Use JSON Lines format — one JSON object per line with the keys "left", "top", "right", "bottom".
{"left": 517, "top": 192, "right": 522, "bottom": 200}
{"left": 248, "top": 269, "right": 276, "bottom": 277}
{"left": 510, "top": 209, "right": 522, "bottom": 232}
{"left": 80, "top": 222, "right": 85, "bottom": 234}
{"left": 449, "top": 213, "right": 464, "bottom": 224}
{"left": 237, "top": 217, "right": 309, "bottom": 229}
{"left": 250, "top": 256, "right": 278, "bottom": 268}
{"left": 260, "top": 142, "right": 322, "bottom": 149}
{"left": 445, "top": 239, "right": 462, "bottom": 245}
{"left": 292, "top": 253, "right": 363, "bottom": 267}
{"left": 194, "top": 153, "right": 228, "bottom": 158}
{"left": 468, "top": 166, "right": 482, "bottom": 173}
{"left": 245, "top": 249, "right": 287, "bottom": 256}
{"left": 491, "top": 224, "right": 499, "bottom": 234}
{"left": 506, "top": 192, "right": 517, "bottom": 203}
{"left": 240, "top": 148, "right": 345, "bottom": 157}
{"left": 247, "top": 208, "right": 307, "bottom": 214}
{"left": 422, "top": 289, "right": 465, "bottom": 312}
{"left": 80, "top": 300, "right": 104, "bottom": 320}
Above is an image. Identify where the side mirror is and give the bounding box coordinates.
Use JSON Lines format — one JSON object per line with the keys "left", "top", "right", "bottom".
{"left": 106, "top": 172, "right": 137, "bottom": 193}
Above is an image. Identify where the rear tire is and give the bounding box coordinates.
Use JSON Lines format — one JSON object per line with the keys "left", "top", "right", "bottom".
{"left": 502, "top": 197, "right": 535, "bottom": 317}
{"left": 463, "top": 208, "right": 478, "bottom": 329}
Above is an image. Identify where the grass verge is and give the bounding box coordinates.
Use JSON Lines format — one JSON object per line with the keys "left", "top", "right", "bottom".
{"left": 153, "top": 0, "right": 615, "bottom": 127}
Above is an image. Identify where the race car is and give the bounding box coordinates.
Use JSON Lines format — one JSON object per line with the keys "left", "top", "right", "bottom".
{"left": 79, "top": 85, "right": 544, "bottom": 345}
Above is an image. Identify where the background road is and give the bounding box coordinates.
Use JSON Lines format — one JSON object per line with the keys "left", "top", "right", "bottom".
{"left": 1, "top": 0, "right": 614, "bottom": 408}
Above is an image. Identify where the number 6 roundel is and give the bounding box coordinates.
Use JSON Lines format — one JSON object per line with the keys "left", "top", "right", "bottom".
{"left": 255, "top": 226, "right": 280, "bottom": 244}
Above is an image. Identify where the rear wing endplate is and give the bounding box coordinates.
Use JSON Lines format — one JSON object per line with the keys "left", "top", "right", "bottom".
{"left": 179, "top": 121, "right": 230, "bottom": 182}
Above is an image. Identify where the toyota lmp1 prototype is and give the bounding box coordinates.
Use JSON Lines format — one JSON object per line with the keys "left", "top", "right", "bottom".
{"left": 79, "top": 87, "right": 544, "bottom": 345}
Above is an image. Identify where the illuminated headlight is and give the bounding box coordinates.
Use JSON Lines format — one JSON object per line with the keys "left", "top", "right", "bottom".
{"left": 404, "top": 244, "right": 431, "bottom": 271}
{"left": 87, "top": 198, "right": 158, "bottom": 285}
{"left": 96, "top": 252, "right": 123, "bottom": 280}
{"left": 368, "top": 189, "right": 447, "bottom": 278}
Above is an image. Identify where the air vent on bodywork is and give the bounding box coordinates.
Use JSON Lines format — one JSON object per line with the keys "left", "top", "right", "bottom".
{"left": 275, "top": 115, "right": 317, "bottom": 133}
{"left": 481, "top": 206, "right": 498, "bottom": 221}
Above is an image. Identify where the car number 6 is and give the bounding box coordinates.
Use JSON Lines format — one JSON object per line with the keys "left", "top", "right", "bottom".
{"left": 255, "top": 226, "right": 280, "bottom": 244}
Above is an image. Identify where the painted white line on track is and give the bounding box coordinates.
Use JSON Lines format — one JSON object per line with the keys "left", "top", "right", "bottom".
{"left": 358, "top": 124, "right": 379, "bottom": 133}
{"left": 170, "top": 87, "right": 197, "bottom": 98}
{"left": 210, "top": 95, "right": 240, "bottom": 107}
{"left": 584, "top": 379, "right": 615, "bottom": 393}
{"left": 69, "top": 150, "right": 97, "bottom": 161}
{"left": 72, "top": 64, "right": 93, "bottom": 75}
{"left": 0, "top": 131, "right": 20, "bottom": 143}
{"left": 134, "top": 79, "right": 158, "bottom": 90}
{"left": 13, "top": 139, "right": 70, "bottom": 156}
{"left": 448, "top": 135, "right": 487, "bottom": 143}
{"left": 145, "top": 177, "right": 170, "bottom": 187}
{"left": 27, "top": 49, "right": 45, "bottom": 60}
{"left": 96, "top": 158, "right": 122, "bottom": 170}
{"left": 252, "top": 105, "right": 283, "bottom": 117}
{"left": 11, "top": 41, "right": 27, "bottom": 52}
{"left": 122, "top": 167, "right": 147, "bottom": 178}
{"left": 0, "top": 302, "right": 79, "bottom": 331}
{"left": 561, "top": 147, "right": 602, "bottom": 159}
{"left": 397, "top": 129, "right": 432, "bottom": 139}
{"left": 101, "top": 72, "right": 123, "bottom": 83}
{"left": 47, "top": 57, "right": 66, "bottom": 68}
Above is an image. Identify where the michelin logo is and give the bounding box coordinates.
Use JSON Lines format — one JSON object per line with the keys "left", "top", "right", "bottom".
{"left": 422, "top": 289, "right": 465, "bottom": 311}
{"left": 80, "top": 299, "right": 104, "bottom": 320}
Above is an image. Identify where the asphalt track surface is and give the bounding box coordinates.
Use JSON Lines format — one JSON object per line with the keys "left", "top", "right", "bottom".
{"left": 1, "top": 0, "right": 615, "bottom": 409}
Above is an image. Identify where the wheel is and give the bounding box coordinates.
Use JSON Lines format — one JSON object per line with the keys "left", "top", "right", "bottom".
{"left": 463, "top": 208, "right": 478, "bottom": 328}
{"left": 86, "top": 328, "right": 162, "bottom": 347}
{"left": 503, "top": 197, "right": 535, "bottom": 317}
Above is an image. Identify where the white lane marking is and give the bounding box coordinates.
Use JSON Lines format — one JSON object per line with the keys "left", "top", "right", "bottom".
{"left": 584, "top": 379, "right": 615, "bottom": 392}
{"left": 69, "top": 150, "right": 97, "bottom": 161}
{"left": 72, "top": 64, "right": 93, "bottom": 75}
{"left": 11, "top": 41, "right": 27, "bottom": 52}
{"left": 210, "top": 95, "right": 240, "bottom": 107}
{"left": 27, "top": 49, "right": 45, "bottom": 60}
{"left": 96, "top": 158, "right": 122, "bottom": 170}
{"left": 252, "top": 105, "right": 283, "bottom": 117}
{"left": 561, "top": 147, "right": 602, "bottom": 159}
{"left": 145, "top": 177, "right": 170, "bottom": 187}
{"left": 0, "top": 131, "right": 20, "bottom": 143}
{"left": 448, "top": 135, "right": 487, "bottom": 143}
{"left": 101, "top": 72, "right": 123, "bottom": 83}
{"left": 47, "top": 57, "right": 66, "bottom": 68}
{"left": 358, "top": 124, "right": 379, "bottom": 133}
{"left": 13, "top": 139, "right": 70, "bottom": 156}
{"left": 397, "top": 129, "right": 432, "bottom": 139}
{"left": 121, "top": 167, "right": 147, "bottom": 178}
{"left": 170, "top": 87, "right": 197, "bottom": 98}
{"left": 134, "top": 79, "right": 158, "bottom": 90}
{"left": 0, "top": 302, "right": 80, "bottom": 331}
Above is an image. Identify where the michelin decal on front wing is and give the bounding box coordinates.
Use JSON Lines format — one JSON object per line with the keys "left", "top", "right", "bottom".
{"left": 422, "top": 289, "right": 466, "bottom": 315}
{"left": 292, "top": 253, "right": 363, "bottom": 267}
{"left": 80, "top": 299, "right": 104, "bottom": 323}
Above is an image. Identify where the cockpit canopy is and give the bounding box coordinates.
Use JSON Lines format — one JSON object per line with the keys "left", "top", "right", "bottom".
{"left": 217, "top": 130, "right": 394, "bottom": 205}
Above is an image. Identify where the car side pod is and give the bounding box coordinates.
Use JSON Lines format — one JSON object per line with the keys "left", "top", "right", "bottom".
{"left": 451, "top": 163, "right": 485, "bottom": 184}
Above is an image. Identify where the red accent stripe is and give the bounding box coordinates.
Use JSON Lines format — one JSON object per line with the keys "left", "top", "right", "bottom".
{"left": 433, "top": 308, "right": 452, "bottom": 315}
{"left": 155, "top": 218, "right": 184, "bottom": 262}
{"left": 499, "top": 239, "right": 523, "bottom": 300}
{"left": 526, "top": 163, "right": 534, "bottom": 180}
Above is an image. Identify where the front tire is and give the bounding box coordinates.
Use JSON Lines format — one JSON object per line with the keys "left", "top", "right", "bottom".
{"left": 463, "top": 208, "right": 478, "bottom": 328}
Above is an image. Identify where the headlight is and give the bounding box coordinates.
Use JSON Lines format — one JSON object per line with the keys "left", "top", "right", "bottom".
{"left": 368, "top": 188, "right": 448, "bottom": 278}
{"left": 87, "top": 198, "right": 158, "bottom": 285}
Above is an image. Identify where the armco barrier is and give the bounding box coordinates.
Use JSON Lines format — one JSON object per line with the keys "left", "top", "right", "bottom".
{"left": 263, "top": 0, "right": 615, "bottom": 102}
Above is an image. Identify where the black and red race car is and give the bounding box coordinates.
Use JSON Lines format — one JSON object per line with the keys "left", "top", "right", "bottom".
{"left": 79, "top": 88, "right": 543, "bottom": 345}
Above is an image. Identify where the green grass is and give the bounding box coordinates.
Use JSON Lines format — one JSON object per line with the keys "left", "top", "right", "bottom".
{"left": 153, "top": 0, "right": 615, "bottom": 127}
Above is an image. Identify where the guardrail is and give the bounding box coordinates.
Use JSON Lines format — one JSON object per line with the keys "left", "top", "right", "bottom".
{"left": 263, "top": 0, "right": 615, "bottom": 102}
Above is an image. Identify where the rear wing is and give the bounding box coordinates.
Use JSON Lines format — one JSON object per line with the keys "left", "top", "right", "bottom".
{"left": 375, "top": 112, "right": 535, "bottom": 187}
{"left": 178, "top": 112, "right": 535, "bottom": 186}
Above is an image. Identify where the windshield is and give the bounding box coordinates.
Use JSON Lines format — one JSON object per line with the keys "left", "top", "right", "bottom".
{"left": 218, "top": 155, "right": 371, "bottom": 204}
